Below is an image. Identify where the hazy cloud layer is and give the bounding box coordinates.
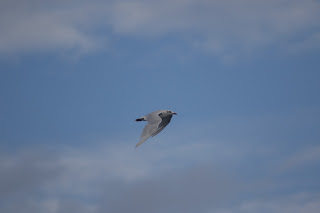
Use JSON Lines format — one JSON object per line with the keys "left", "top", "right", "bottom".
{"left": 1, "top": 141, "right": 319, "bottom": 213}
{"left": 1, "top": 0, "right": 319, "bottom": 57}
{"left": 0, "top": 151, "right": 63, "bottom": 195}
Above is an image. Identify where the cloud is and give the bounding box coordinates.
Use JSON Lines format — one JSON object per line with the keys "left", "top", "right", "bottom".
{"left": 287, "top": 31, "right": 320, "bottom": 54}
{"left": 1, "top": 126, "right": 320, "bottom": 213}
{"left": 0, "top": 0, "right": 106, "bottom": 55}
{"left": 277, "top": 146, "right": 320, "bottom": 172}
{"left": 0, "top": 149, "right": 64, "bottom": 198}
{"left": 213, "top": 193, "right": 320, "bottom": 213}
{"left": 0, "top": 0, "right": 319, "bottom": 58}
{"left": 104, "top": 0, "right": 320, "bottom": 59}
{"left": 0, "top": 143, "right": 237, "bottom": 213}
{"left": 98, "top": 165, "right": 236, "bottom": 213}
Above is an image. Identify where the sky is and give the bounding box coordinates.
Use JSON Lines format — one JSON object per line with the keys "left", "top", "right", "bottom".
{"left": 0, "top": 0, "right": 320, "bottom": 212}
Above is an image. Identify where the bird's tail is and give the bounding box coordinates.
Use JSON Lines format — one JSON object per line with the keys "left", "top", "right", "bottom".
{"left": 135, "top": 117, "right": 146, "bottom": 121}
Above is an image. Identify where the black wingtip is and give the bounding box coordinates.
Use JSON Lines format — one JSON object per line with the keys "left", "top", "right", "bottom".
{"left": 136, "top": 118, "right": 143, "bottom": 121}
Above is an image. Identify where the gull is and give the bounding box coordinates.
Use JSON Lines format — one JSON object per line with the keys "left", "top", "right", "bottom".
{"left": 135, "top": 110, "right": 177, "bottom": 148}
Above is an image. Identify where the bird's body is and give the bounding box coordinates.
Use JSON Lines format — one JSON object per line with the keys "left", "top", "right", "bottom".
{"left": 135, "top": 110, "right": 177, "bottom": 148}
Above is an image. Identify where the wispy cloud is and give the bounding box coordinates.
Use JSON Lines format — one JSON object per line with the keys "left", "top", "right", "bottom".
{"left": 0, "top": 150, "right": 64, "bottom": 198}
{"left": 0, "top": 0, "right": 319, "bottom": 58}
{"left": 0, "top": 0, "right": 106, "bottom": 55}
{"left": 0, "top": 142, "right": 236, "bottom": 213}
{"left": 1, "top": 138, "right": 319, "bottom": 213}
{"left": 287, "top": 31, "right": 320, "bottom": 55}
{"left": 278, "top": 146, "right": 320, "bottom": 172}
{"left": 213, "top": 192, "right": 320, "bottom": 213}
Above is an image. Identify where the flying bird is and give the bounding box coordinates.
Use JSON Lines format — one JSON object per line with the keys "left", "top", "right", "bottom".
{"left": 135, "top": 110, "right": 177, "bottom": 148}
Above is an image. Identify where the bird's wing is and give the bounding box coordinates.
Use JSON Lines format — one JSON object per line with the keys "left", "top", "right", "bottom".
{"left": 135, "top": 112, "right": 162, "bottom": 148}
{"left": 151, "top": 116, "right": 172, "bottom": 137}
{"left": 135, "top": 138, "right": 148, "bottom": 148}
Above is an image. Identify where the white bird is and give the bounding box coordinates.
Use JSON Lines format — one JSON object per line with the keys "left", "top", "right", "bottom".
{"left": 135, "top": 110, "right": 177, "bottom": 148}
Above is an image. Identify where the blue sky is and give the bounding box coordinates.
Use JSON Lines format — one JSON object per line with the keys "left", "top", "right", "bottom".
{"left": 1, "top": 0, "right": 320, "bottom": 213}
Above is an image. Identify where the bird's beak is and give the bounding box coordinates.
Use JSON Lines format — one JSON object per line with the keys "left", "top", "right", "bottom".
{"left": 172, "top": 112, "right": 177, "bottom": 115}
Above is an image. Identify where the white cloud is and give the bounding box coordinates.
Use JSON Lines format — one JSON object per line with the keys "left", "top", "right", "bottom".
{"left": 0, "top": 0, "right": 106, "bottom": 55}
{"left": 110, "top": 0, "right": 320, "bottom": 58}
{"left": 0, "top": 0, "right": 319, "bottom": 58}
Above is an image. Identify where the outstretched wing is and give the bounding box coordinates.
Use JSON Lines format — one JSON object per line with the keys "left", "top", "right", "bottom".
{"left": 135, "top": 112, "right": 162, "bottom": 148}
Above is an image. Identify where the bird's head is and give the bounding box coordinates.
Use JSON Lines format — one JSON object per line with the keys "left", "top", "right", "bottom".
{"left": 167, "top": 110, "right": 177, "bottom": 115}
